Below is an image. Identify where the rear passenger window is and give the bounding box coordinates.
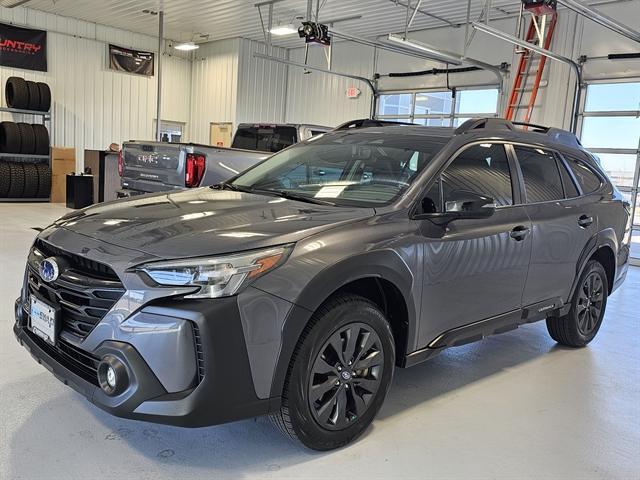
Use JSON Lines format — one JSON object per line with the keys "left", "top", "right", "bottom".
{"left": 441, "top": 143, "right": 513, "bottom": 207}
{"left": 557, "top": 157, "right": 580, "bottom": 198}
{"left": 515, "top": 146, "right": 564, "bottom": 203}
{"left": 565, "top": 156, "right": 602, "bottom": 194}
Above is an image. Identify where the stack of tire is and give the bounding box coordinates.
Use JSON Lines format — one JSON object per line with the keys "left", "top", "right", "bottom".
{"left": 1, "top": 77, "right": 51, "bottom": 199}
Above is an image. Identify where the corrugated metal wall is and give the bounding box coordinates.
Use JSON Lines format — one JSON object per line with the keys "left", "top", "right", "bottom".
{"left": 0, "top": 6, "right": 191, "bottom": 169}
{"left": 285, "top": 42, "right": 375, "bottom": 127}
{"left": 236, "top": 39, "right": 288, "bottom": 126}
{"left": 188, "top": 38, "right": 239, "bottom": 145}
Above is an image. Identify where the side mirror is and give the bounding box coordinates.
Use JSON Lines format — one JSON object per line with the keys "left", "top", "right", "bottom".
{"left": 445, "top": 190, "right": 496, "bottom": 219}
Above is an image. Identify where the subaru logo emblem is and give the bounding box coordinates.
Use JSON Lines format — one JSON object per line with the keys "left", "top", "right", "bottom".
{"left": 39, "top": 257, "right": 60, "bottom": 283}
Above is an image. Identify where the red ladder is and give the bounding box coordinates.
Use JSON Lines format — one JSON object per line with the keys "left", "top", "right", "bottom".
{"left": 505, "top": 12, "right": 558, "bottom": 124}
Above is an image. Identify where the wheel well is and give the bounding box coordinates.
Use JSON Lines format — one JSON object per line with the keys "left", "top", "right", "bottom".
{"left": 590, "top": 246, "right": 615, "bottom": 294}
{"left": 330, "top": 277, "right": 409, "bottom": 366}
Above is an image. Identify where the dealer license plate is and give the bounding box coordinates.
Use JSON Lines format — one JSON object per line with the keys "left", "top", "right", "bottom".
{"left": 29, "top": 295, "right": 58, "bottom": 345}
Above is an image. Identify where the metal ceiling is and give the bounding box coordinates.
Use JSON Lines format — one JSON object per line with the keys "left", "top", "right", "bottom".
{"left": 16, "top": 0, "right": 636, "bottom": 49}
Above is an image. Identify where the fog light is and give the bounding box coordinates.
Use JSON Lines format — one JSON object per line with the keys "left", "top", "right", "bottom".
{"left": 106, "top": 366, "right": 117, "bottom": 389}
{"left": 97, "top": 356, "right": 128, "bottom": 396}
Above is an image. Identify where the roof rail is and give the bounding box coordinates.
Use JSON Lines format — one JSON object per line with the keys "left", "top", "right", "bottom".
{"left": 334, "top": 118, "right": 416, "bottom": 131}
{"left": 454, "top": 118, "right": 515, "bottom": 134}
{"left": 455, "top": 117, "right": 582, "bottom": 149}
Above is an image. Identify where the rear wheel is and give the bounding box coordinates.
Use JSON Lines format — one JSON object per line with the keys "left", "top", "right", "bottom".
{"left": 546, "top": 260, "right": 608, "bottom": 347}
{"left": 271, "top": 294, "right": 395, "bottom": 451}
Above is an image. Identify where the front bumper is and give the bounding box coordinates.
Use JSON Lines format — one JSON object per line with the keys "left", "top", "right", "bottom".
{"left": 14, "top": 296, "right": 273, "bottom": 427}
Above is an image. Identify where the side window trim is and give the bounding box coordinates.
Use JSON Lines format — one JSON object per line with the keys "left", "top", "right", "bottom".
{"left": 555, "top": 152, "right": 584, "bottom": 197}
{"left": 510, "top": 142, "right": 585, "bottom": 205}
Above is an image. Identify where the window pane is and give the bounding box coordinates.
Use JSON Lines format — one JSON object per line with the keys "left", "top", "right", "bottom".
{"left": 414, "top": 117, "right": 451, "bottom": 127}
{"left": 377, "top": 116, "right": 413, "bottom": 123}
{"left": 585, "top": 82, "right": 640, "bottom": 112}
{"left": 592, "top": 153, "right": 638, "bottom": 188}
{"left": 558, "top": 157, "right": 580, "bottom": 198}
{"left": 378, "top": 94, "right": 413, "bottom": 116}
{"left": 442, "top": 144, "right": 513, "bottom": 207}
{"left": 581, "top": 116, "right": 640, "bottom": 150}
{"left": 632, "top": 228, "right": 640, "bottom": 261}
{"left": 515, "top": 146, "right": 564, "bottom": 202}
{"left": 414, "top": 91, "right": 452, "bottom": 115}
{"left": 565, "top": 156, "right": 602, "bottom": 194}
{"left": 456, "top": 89, "right": 499, "bottom": 114}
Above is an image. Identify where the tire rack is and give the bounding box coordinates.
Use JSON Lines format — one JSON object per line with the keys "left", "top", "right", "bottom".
{"left": 0, "top": 106, "right": 51, "bottom": 202}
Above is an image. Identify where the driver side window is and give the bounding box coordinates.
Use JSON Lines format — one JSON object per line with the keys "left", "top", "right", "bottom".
{"left": 422, "top": 143, "right": 513, "bottom": 213}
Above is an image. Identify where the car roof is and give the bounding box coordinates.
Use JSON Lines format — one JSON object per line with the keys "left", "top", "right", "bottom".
{"left": 325, "top": 118, "right": 583, "bottom": 152}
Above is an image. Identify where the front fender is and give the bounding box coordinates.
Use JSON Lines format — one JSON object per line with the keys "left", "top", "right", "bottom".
{"left": 266, "top": 249, "right": 418, "bottom": 400}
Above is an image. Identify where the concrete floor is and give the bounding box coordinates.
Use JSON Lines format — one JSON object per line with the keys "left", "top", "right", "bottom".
{"left": 1, "top": 203, "right": 639, "bottom": 480}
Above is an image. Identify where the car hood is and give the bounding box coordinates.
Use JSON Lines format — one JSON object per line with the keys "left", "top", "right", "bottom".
{"left": 54, "top": 188, "right": 374, "bottom": 259}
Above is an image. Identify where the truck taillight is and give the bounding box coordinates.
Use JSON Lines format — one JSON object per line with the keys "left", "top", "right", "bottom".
{"left": 117, "top": 150, "right": 123, "bottom": 177}
{"left": 185, "top": 153, "right": 206, "bottom": 188}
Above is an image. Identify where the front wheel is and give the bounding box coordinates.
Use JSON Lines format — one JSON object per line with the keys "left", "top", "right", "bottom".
{"left": 271, "top": 294, "right": 395, "bottom": 450}
{"left": 546, "top": 260, "right": 608, "bottom": 348}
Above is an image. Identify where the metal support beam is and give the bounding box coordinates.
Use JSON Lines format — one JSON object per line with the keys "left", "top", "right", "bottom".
{"left": 253, "top": 53, "right": 377, "bottom": 117}
{"left": 155, "top": 10, "right": 164, "bottom": 142}
{"left": 472, "top": 22, "right": 582, "bottom": 132}
{"left": 388, "top": 0, "right": 457, "bottom": 28}
{"left": 557, "top": 0, "right": 640, "bottom": 44}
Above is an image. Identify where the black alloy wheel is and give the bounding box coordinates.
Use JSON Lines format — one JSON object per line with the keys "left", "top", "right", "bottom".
{"left": 271, "top": 294, "right": 395, "bottom": 451}
{"left": 308, "top": 322, "right": 384, "bottom": 430}
{"left": 546, "top": 259, "right": 608, "bottom": 348}
{"left": 576, "top": 271, "right": 605, "bottom": 336}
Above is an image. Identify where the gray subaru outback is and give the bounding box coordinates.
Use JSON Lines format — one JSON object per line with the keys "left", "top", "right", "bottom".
{"left": 14, "top": 118, "right": 631, "bottom": 450}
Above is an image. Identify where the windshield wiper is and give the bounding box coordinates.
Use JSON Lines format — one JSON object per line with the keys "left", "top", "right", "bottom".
{"left": 253, "top": 188, "right": 336, "bottom": 206}
{"left": 214, "top": 182, "right": 254, "bottom": 193}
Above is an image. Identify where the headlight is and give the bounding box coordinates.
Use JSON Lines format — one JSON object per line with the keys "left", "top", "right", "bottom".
{"left": 136, "top": 245, "right": 292, "bottom": 299}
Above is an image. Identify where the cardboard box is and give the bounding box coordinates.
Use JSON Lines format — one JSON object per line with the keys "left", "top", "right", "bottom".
{"left": 50, "top": 148, "right": 75, "bottom": 203}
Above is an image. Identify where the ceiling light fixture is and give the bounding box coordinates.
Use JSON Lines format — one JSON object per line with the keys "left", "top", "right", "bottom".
{"left": 174, "top": 41, "right": 199, "bottom": 51}
{"left": 269, "top": 23, "right": 298, "bottom": 36}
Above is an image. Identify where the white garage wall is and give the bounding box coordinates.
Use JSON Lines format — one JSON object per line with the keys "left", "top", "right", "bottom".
{"left": 285, "top": 42, "right": 375, "bottom": 127}
{"left": 236, "top": 39, "right": 288, "bottom": 126}
{"left": 0, "top": 6, "right": 191, "bottom": 169}
{"left": 188, "top": 38, "right": 240, "bottom": 145}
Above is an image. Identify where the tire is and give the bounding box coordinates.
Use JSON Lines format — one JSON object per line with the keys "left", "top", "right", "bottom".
{"left": 271, "top": 294, "right": 395, "bottom": 450}
{"left": 0, "top": 161, "right": 10, "bottom": 197}
{"left": 546, "top": 260, "right": 608, "bottom": 348}
{"left": 35, "top": 162, "right": 51, "bottom": 198}
{"left": 7, "top": 162, "right": 25, "bottom": 197}
{"left": 0, "top": 121, "right": 21, "bottom": 153}
{"left": 5, "top": 77, "right": 30, "bottom": 109}
{"left": 32, "top": 124, "right": 50, "bottom": 155}
{"left": 22, "top": 162, "right": 39, "bottom": 198}
{"left": 36, "top": 82, "right": 51, "bottom": 112}
{"left": 26, "top": 81, "right": 41, "bottom": 111}
{"left": 17, "top": 123, "right": 35, "bottom": 154}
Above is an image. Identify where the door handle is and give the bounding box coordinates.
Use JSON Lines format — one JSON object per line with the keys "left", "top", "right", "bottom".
{"left": 510, "top": 225, "right": 530, "bottom": 241}
{"left": 578, "top": 215, "right": 594, "bottom": 228}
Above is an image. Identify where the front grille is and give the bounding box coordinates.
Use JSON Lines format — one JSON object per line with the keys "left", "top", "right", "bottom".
{"left": 34, "top": 239, "right": 120, "bottom": 281}
{"left": 25, "top": 329, "right": 100, "bottom": 386}
{"left": 28, "top": 240, "right": 125, "bottom": 339}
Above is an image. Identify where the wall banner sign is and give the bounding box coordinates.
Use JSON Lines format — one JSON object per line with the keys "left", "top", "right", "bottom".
{"left": 109, "top": 44, "right": 154, "bottom": 76}
{"left": 0, "top": 22, "right": 47, "bottom": 72}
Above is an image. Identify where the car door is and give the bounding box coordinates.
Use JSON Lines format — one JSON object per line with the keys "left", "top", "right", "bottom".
{"left": 512, "top": 145, "right": 598, "bottom": 306}
{"left": 415, "top": 142, "right": 533, "bottom": 347}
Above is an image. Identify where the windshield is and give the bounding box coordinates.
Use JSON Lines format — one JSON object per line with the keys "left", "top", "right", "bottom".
{"left": 231, "top": 131, "right": 448, "bottom": 208}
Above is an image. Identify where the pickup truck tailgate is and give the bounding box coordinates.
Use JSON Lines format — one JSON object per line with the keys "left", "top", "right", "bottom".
{"left": 122, "top": 142, "right": 186, "bottom": 192}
